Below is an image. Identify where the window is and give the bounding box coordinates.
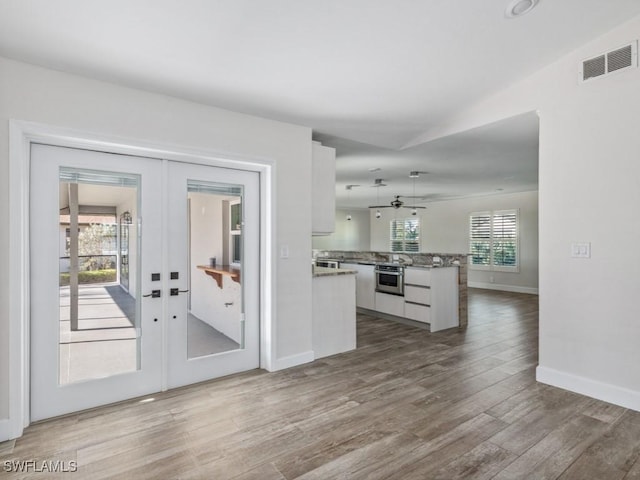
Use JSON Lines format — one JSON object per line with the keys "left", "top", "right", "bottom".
{"left": 390, "top": 218, "right": 420, "bottom": 252}
{"left": 469, "top": 210, "right": 518, "bottom": 271}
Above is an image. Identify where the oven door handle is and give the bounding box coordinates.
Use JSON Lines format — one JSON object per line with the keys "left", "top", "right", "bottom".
{"left": 376, "top": 271, "right": 403, "bottom": 276}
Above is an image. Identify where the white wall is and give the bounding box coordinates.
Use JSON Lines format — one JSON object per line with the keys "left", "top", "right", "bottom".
{"left": 312, "top": 208, "right": 370, "bottom": 251}
{"left": 0, "top": 56, "right": 313, "bottom": 425}
{"left": 419, "top": 16, "right": 640, "bottom": 410}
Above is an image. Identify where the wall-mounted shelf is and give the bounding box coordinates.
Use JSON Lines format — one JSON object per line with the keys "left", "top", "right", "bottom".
{"left": 197, "top": 265, "right": 241, "bottom": 289}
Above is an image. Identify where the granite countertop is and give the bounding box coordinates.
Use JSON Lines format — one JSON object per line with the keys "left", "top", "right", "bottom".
{"left": 312, "top": 266, "right": 357, "bottom": 277}
{"left": 340, "top": 262, "right": 458, "bottom": 269}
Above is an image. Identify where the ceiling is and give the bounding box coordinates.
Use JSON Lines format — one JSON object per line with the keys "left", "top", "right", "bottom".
{"left": 320, "top": 111, "right": 539, "bottom": 209}
{"left": 2, "top": 1, "right": 639, "bottom": 206}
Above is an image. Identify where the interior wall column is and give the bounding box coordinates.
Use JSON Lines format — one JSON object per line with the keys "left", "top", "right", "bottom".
{"left": 69, "top": 183, "right": 79, "bottom": 331}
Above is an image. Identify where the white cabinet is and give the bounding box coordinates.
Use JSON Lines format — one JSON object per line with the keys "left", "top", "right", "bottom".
{"left": 343, "top": 263, "right": 376, "bottom": 310}
{"left": 404, "top": 266, "right": 459, "bottom": 332}
{"left": 375, "top": 292, "right": 404, "bottom": 317}
{"left": 311, "top": 141, "right": 336, "bottom": 235}
{"left": 312, "top": 273, "right": 356, "bottom": 359}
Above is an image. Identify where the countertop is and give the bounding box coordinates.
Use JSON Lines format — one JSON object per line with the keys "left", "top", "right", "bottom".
{"left": 341, "top": 261, "right": 459, "bottom": 269}
{"left": 312, "top": 266, "right": 357, "bottom": 277}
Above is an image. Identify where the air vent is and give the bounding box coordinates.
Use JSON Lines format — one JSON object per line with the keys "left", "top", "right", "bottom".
{"left": 580, "top": 41, "right": 637, "bottom": 83}
{"left": 607, "top": 45, "right": 633, "bottom": 73}
{"left": 583, "top": 55, "right": 606, "bottom": 81}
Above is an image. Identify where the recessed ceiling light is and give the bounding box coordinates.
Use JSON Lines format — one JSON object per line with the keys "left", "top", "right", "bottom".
{"left": 505, "top": 0, "right": 538, "bottom": 19}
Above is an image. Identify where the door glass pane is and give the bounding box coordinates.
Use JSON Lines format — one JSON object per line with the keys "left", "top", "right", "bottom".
{"left": 187, "top": 181, "right": 244, "bottom": 358}
{"left": 58, "top": 168, "right": 140, "bottom": 384}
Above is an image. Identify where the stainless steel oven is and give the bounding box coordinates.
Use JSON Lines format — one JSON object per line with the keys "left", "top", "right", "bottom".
{"left": 375, "top": 264, "right": 404, "bottom": 296}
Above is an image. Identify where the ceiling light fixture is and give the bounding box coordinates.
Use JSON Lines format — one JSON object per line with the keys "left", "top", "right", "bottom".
{"left": 505, "top": 0, "right": 538, "bottom": 18}
{"left": 411, "top": 175, "right": 418, "bottom": 216}
{"left": 345, "top": 184, "right": 359, "bottom": 221}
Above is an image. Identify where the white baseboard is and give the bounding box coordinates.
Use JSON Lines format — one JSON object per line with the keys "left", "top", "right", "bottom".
{"left": 267, "top": 350, "right": 315, "bottom": 372}
{"left": 537, "top": 366, "right": 640, "bottom": 412}
{"left": 468, "top": 281, "right": 538, "bottom": 295}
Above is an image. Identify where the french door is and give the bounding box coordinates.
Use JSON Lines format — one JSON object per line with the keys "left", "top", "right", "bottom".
{"left": 30, "top": 144, "right": 260, "bottom": 421}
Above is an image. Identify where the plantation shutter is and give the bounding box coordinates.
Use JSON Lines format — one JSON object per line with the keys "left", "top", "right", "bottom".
{"left": 492, "top": 210, "right": 517, "bottom": 267}
{"left": 390, "top": 218, "right": 420, "bottom": 252}
{"left": 469, "top": 212, "right": 491, "bottom": 267}
{"left": 469, "top": 210, "right": 519, "bottom": 271}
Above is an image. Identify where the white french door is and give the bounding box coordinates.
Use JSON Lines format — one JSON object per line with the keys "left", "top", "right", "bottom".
{"left": 166, "top": 160, "right": 259, "bottom": 388}
{"left": 30, "top": 144, "right": 260, "bottom": 421}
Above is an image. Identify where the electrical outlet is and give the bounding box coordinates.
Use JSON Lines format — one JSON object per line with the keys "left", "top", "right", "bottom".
{"left": 571, "top": 242, "right": 591, "bottom": 258}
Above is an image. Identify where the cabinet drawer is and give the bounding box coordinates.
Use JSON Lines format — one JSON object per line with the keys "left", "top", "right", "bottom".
{"left": 405, "top": 268, "right": 431, "bottom": 286}
{"left": 404, "top": 302, "right": 430, "bottom": 324}
{"left": 404, "top": 285, "right": 431, "bottom": 305}
{"left": 375, "top": 292, "right": 405, "bottom": 317}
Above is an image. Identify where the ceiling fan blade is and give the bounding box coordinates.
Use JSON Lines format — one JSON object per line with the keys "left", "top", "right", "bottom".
{"left": 368, "top": 205, "right": 392, "bottom": 209}
{"left": 403, "top": 205, "right": 427, "bottom": 209}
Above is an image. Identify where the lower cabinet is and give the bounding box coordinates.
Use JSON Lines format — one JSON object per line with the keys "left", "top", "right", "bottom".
{"left": 404, "top": 302, "right": 430, "bottom": 324}
{"left": 343, "top": 263, "right": 376, "bottom": 310}
{"left": 312, "top": 273, "right": 357, "bottom": 359}
{"left": 404, "top": 266, "right": 459, "bottom": 332}
{"left": 375, "top": 292, "right": 404, "bottom": 317}
{"left": 345, "top": 263, "right": 459, "bottom": 333}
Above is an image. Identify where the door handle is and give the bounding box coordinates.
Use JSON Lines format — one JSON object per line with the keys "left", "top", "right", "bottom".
{"left": 170, "top": 288, "right": 189, "bottom": 296}
{"left": 224, "top": 302, "right": 234, "bottom": 307}
{"left": 143, "top": 290, "right": 161, "bottom": 298}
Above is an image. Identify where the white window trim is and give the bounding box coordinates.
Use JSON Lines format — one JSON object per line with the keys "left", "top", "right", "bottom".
{"left": 469, "top": 209, "right": 519, "bottom": 273}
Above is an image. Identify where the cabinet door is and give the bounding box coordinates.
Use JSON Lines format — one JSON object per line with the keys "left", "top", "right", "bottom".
{"left": 356, "top": 264, "right": 375, "bottom": 309}
{"left": 405, "top": 302, "right": 430, "bottom": 324}
{"left": 311, "top": 142, "right": 336, "bottom": 235}
{"left": 375, "top": 292, "right": 404, "bottom": 317}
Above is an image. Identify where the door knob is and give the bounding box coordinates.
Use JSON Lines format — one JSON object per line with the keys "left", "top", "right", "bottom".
{"left": 170, "top": 288, "right": 189, "bottom": 296}
{"left": 143, "top": 290, "right": 161, "bottom": 298}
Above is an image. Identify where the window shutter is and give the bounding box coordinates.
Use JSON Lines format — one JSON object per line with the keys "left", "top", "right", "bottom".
{"left": 469, "top": 209, "right": 519, "bottom": 271}
{"left": 492, "top": 211, "right": 517, "bottom": 267}
{"left": 390, "top": 218, "right": 420, "bottom": 252}
{"left": 469, "top": 212, "right": 491, "bottom": 266}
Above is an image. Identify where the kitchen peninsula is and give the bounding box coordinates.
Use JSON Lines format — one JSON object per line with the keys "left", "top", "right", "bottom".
{"left": 312, "top": 265, "right": 357, "bottom": 359}
{"left": 314, "top": 251, "right": 468, "bottom": 332}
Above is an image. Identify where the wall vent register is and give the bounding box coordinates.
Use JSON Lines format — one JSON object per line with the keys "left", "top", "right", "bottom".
{"left": 580, "top": 41, "right": 637, "bottom": 82}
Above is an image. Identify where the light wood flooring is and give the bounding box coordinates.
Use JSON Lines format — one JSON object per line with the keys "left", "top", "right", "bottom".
{"left": 3, "top": 288, "right": 640, "bottom": 479}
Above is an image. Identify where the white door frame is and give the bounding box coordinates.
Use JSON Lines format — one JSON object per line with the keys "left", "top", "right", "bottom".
{"left": 7, "top": 119, "right": 276, "bottom": 439}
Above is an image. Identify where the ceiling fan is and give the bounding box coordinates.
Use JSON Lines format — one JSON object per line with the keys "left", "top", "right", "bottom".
{"left": 369, "top": 195, "right": 427, "bottom": 211}
{"left": 369, "top": 195, "right": 427, "bottom": 218}
{"left": 368, "top": 171, "right": 429, "bottom": 217}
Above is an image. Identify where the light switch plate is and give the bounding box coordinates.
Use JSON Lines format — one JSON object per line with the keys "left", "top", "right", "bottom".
{"left": 280, "top": 245, "right": 289, "bottom": 259}
{"left": 571, "top": 242, "right": 591, "bottom": 258}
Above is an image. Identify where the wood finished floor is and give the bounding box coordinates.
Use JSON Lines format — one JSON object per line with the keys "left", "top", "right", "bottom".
{"left": 3, "top": 288, "right": 640, "bottom": 479}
